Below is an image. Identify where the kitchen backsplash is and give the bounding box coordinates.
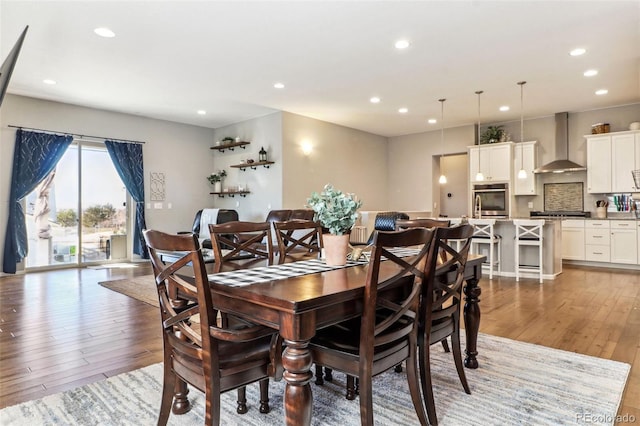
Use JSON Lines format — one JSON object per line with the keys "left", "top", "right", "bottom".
{"left": 544, "top": 182, "right": 584, "bottom": 211}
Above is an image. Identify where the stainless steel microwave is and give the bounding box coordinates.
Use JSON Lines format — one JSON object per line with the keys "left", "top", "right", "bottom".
{"left": 472, "top": 183, "right": 509, "bottom": 217}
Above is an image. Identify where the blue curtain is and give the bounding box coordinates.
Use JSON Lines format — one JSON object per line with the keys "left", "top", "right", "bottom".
{"left": 3, "top": 129, "right": 72, "bottom": 273}
{"left": 105, "top": 140, "right": 148, "bottom": 259}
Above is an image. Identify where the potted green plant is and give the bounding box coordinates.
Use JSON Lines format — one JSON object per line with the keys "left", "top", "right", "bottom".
{"left": 307, "top": 184, "right": 362, "bottom": 266}
{"left": 207, "top": 170, "right": 227, "bottom": 192}
{"left": 480, "top": 125, "right": 507, "bottom": 144}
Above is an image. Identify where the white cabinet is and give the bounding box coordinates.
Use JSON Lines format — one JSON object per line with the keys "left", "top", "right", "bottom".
{"left": 561, "top": 219, "right": 585, "bottom": 260}
{"left": 612, "top": 134, "right": 638, "bottom": 192}
{"left": 586, "top": 131, "right": 640, "bottom": 194}
{"left": 587, "top": 136, "right": 612, "bottom": 193}
{"left": 585, "top": 220, "right": 610, "bottom": 262}
{"left": 469, "top": 142, "right": 513, "bottom": 183}
{"left": 637, "top": 222, "right": 640, "bottom": 264}
{"left": 610, "top": 220, "right": 637, "bottom": 264}
{"left": 514, "top": 141, "right": 537, "bottom": 195}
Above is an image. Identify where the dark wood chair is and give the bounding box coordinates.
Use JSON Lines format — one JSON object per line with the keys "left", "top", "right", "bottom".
{"left": 143, "top": 230, "right": 282, "bottom": 426}
{"left": 273, "top": 219, "right": 323, "bottom": 264}
{"left": 419, "top": 224, "right": 474, "bottom": 426}
{"left": 290, "top": 208, "right": 315, "bottom": 220}
{"left": 208, "top": 221, "right": 274, "bottom": 273}
{"left": 310, "top": 228, "right": 435, "bottom": 426}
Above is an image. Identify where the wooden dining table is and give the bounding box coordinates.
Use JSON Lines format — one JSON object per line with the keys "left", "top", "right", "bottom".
{"left": 194, "top": 253, "right": 486, "bottom": 426}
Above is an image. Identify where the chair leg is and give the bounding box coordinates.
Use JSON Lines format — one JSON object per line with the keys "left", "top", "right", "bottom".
{"left": 158, "top": 364, "right": 176, "bottom": 426}
{"left": 315, "top": 365, "right": 325, "bottom": 385}
{"left": 515, "top": 240, "right": 520, "bottom": 282}
{"left": 346, "top": 375, "right": 357, "bottom": 400}
{"left": 441, "top": 338, "right": 450, "bottom": 353}
{"left": 418, "top": 342, "right": 438, "bottom": 426}
{"left": 538, "top": 242, "right": 543, "bottom": 283}
{"left": 259, "top": 378, "right": 270, "bottom": 413}
{"left": 236, "top": 386, "right": 248, "bottom": 414}
{"left": 395, "top": 363, "right": 403, "bottom": 373}
{"left": 324, "top": 367, "right": 333, "bottom": 382}
{"left": 406, "top": 339, "right": 429, "bottom": 426}
{"left": 451, "top": 328, "right": 471, "bottom": 394}
{"left": 489, "top": 239, "right": 493, "bottom": 280}
{"left": 358, "top": 373, "right": 374, "bottom": 426}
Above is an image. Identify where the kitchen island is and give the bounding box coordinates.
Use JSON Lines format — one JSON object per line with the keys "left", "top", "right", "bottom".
{"left": 452, "top": 217, "right": 563, "bottom": 280}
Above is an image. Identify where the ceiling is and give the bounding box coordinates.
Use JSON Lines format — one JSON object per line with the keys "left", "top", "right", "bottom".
{"left": 2, "top": 1, "right": 639, "bottom": 138}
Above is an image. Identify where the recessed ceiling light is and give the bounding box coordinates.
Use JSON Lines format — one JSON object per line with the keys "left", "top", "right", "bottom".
{"left": 273, "top": 82, "right": 285, "bottom": 89}
{"left": 499, "top": 106, "right": 510, "bottom": 112}
{"left": 398, "top": 107, "right": 408, "bottom": 114}
{"left": 569, "top": 48, "right": 586, "bottom": 56}
{"left": 43, "top": 79, "right": 56, "bottom": 85}
{"left": 94, "top": 27, "right": 115, "bottom": 38}
{"left": 595, "top": 89, "right": 608, "bottom": 95}
{"left": 428, "top": 118, "right": 437, "bottom": 124}
{"left": 583, "top": 69, "right": 598, "bottom": 77}
{"left": 395, "top": 39, "right": 410, "bottom": 49}
{"left": 370, "top": 97, "right": 381, "bottom": 104}
{"left": 197, "top": 110, "right": 206, "bottom": 115}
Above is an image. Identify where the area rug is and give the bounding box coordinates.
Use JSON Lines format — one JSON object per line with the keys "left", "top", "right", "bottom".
{"left": 0, "top": 333, "right": 629, "bottom": 426}
{"left": 98, "top": 275, "right": 157, "bottom": 307}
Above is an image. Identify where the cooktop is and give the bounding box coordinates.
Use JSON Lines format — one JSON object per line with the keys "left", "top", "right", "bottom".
{"left": 530, "top": 211, "right": 591, "bottom": 218}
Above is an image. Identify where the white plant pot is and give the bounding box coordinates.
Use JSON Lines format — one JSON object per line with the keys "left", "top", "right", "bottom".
{"left": 213, "top": 182, "right": 222, "bottom": 193}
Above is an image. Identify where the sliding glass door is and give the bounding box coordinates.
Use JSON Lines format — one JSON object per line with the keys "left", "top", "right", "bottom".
{"left": 25, "top": 140, "right": 129, "bottom": 269}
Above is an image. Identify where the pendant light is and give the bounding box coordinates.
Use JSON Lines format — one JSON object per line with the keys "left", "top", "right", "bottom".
{"left": 438, "top": 98, "right": 447, "bottom": 184}
{"left": 517, "top": 81, "right": 528, "bottom": 180}
{"left": 475, "top": 90, "right": 484, "bottom": 181}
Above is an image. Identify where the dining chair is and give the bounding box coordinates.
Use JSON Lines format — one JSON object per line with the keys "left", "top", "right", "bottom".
{"left": 143, "top": 230, "right": 282, "bottom": 426}
{"left": 309, "top": 227, "right": 435, "bottom": 426}
{"left": 208, "top": 221, "right": 274, "bottom": 273}
{"left": 419, "top": 224, "right": 474, "bottom": 426}
{"left": 395, "top": 218, "right": 451, "bottom": 230}
{"left": 272, "top": 219, "right": 323, "bottom": 264}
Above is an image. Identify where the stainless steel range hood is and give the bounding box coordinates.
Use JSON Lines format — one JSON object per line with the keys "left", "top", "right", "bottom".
{"left": 533, "top": 112, "right": 586, "bottom": 174}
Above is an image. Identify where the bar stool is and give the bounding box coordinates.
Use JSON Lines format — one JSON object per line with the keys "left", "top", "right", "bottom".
{"left": 513, "top": 219, "right": 544, "bottom": 283}
{"left": 468, "top": 218, "right": 501, "bottom": 280}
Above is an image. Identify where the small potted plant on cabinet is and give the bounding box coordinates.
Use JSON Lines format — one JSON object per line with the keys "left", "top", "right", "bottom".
{"left": 307, "top": 184, "right": 362, "bottom": 266}
{"left": 207, "top": 170, "right": 227, "bottom": 193}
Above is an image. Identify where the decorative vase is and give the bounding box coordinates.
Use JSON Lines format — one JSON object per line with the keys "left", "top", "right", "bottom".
{"left": 213, "top": 181, "right": 221, "bottom": 193}
{"left": 323, "top": 234, "right": 350, "bottom": 266}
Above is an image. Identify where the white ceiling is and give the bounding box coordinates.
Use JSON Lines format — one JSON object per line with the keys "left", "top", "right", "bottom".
{"left": 1, "top": 1, "right": 639, "bottom": 137}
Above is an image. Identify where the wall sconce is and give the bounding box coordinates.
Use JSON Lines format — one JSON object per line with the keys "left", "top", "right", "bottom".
{"left": 301, "top": 140, "right": 313, "bottom": 156}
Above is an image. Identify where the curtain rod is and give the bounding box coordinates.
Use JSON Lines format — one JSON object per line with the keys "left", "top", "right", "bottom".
{"left": 7, "top": 125, "right": 146, "bottom": 145}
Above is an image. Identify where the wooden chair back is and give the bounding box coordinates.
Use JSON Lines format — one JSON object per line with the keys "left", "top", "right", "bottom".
{"left": 419, "top": 223, "right": 474, "bottom": 425}
{"left": 273, "top": 219, "right": 323, "bottom": 264}
{"left": 310, "top": 227, "right": 434, "bottom": 425}
{"left": 143, "top": 230, "right": 279, "bottom": 425}
{"left": 208, "top": 221, "right": 274, "bottom": 273}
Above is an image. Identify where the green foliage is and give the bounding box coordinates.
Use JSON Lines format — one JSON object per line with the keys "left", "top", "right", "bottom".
{"left": 207, "top": 170, "right": 227, "bottom": 184}
{"left": 307, "top": 184, "right": 362, "bottom": 235}
{"left": 480, "top": 125, "right": 506, "bottom": 144}
{"left": 83, "top": 204, "right": 116, "bottom": 227}
{"left": 56, "top": 209, "right": 78, "bottom": 227}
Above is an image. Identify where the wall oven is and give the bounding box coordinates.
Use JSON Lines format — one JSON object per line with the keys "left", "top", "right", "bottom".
{"left": 472, "top": 183, "right": 509, "bottom": 217}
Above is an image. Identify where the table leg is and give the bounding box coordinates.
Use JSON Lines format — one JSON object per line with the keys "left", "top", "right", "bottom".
{"left": 282, "top": 339, "right": 313, "bottom": 426}
{"left": 463, "top": 275, "right": 481, "bottom": 369}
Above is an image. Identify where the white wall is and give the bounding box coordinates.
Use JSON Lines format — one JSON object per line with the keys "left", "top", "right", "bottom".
{"left": 388, "top": 125, "right": 476, "bottom": 212}
{"left": 211, "top": 112, "right": 283, "bottom": 221}
{"left": 281, "top": 112, "right": 389, "bottom": 211}
{"left": 0, "top": 94, "right": 215, "bottom": 272}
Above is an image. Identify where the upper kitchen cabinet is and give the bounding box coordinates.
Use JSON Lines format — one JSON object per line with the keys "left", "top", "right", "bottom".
{"left": 586, "top": 130, "right": 640, "bottom": 194}
{"left": 612, "top": 132, "right": 640, "bottom": 192}
{"left": 469, "top": 141, "right": 513, "bottom": 183}
{"left": 513, "top": 141, "right": 537, "bottom": 195}
{"left": 586, "top": 135, "right": 612, "bottom": 193}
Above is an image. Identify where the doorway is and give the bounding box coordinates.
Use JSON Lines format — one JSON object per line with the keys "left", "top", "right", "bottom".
{"left": 439, "top": 153, "right": 469, "bottom": 218}
{"left": 25, "top": 140, "right": 129, "bottom": 269}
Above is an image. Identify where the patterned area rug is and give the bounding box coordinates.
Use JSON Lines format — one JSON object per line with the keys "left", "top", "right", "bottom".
{"left": 0, "top": 333, "right": 629, "bottom": 426}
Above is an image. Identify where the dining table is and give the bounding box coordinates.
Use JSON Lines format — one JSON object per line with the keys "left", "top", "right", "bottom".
{"left": 175, "top": 252, "right": 485, "bottom": 425}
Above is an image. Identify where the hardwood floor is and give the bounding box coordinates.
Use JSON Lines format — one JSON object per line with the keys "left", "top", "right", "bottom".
{"left": 0, "top": 263, "right": 638, "bottom": 421}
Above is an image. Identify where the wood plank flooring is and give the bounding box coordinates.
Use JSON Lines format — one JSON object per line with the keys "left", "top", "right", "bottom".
{"left": 0, "top": 263, "right": 638, "bottom": 421}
